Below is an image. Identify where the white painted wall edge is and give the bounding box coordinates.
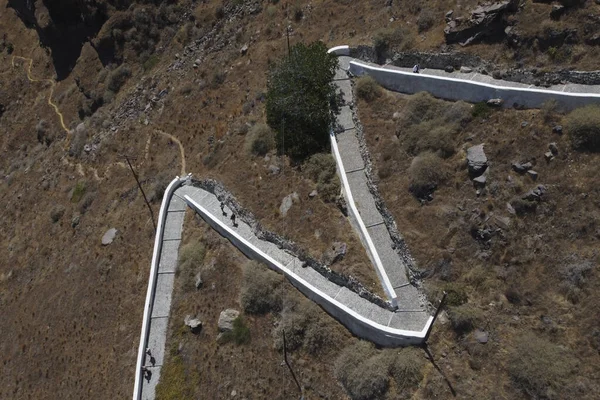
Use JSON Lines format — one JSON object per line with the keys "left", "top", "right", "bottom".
{"left": 349, "top": 59, "right": 600, "bottom": 99}
{"left": 183, "top": 194, "right": 433, "bottom": 343}
{"left": 329, "top": 132, "right": 398, "bottom": 306}
{"left": 327, "top": 45, "right": 350, "bottom": 56}
{"left": 132, "top": 176, "right": 185, "bottom": 400}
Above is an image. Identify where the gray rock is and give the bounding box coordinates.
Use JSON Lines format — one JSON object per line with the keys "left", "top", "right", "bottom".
{"left": 487, "top": 98, "right": 504, "bottom": 107}
{"left": 101, "top": 228, "right": 118, "bottom": 246}
{"left": 83, "top": 144, "right": 92, "bottom": 153}
{"left": 267, "top": 165, "right": 280, "bottom": 175}
{"left": 521, "top": 121, "right": 528, "bottom": 128}
{"left": 321, "top": 242, "right": 347, "bottom": 266}
{"left": 218, "top": 309, "right": 240, "bottom": 332}
{"left": 195, "top": 271, "right": 203, "bottom": 289}
{"left": 506, "top": 202, "right": 516, "bottom": 214}
{"left": 473, "top": 174, "right": 487, "bottom": 187}
{"left": 445, "top": 65, "right": 454, "bottom": 73}
{"left": 460, "top": 66, "right": 473, "bottom": 73}
{"left": 184, "top": 315, "right": 203, "bottom": 334}
{"left": 279, "top": 192, "right": 299, "bottom": 217}
{"left": 392, "top": 111, "right": 401, "bottom": 120}
{"left": 309, "top": 189, "right": 318, "bottom": 198}
{"left": 549, "top": 142, "right": 558, "bottom": 155}
{"left": 552, "top": 125, "right": 563, "bottom": 134}
{"left": 474, "top": 329, "right": 489, "bottom": 344}
{"left": 240, "top": 44, "right": 249, "bottom": 55}
{"left": 445, "top": 10, "right": 454, "bottom": 22}
{"left": 522, "top": 185, "right": 546, "bottom": 201}
{"left": 466, "top": 144, "right": 488, "bottom": 177}
{"left": 71, "top": 213, "right": 81, "bottom": 228}
{"left": 544, "top": 151, "right": 554, "bottom": 161}
{"left": 527, "top": 170, "right": 538, "bottom": 180}
{"left": 512, "top": 161, "right": 532, "bottom": 174}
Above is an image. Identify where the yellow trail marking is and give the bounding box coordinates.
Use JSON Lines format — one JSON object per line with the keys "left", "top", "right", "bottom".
{"left": 11, "top": 56, "right": 69, "bottom": 138}
{"left": 11, "top": 55, "right": 187, "bottom": 180}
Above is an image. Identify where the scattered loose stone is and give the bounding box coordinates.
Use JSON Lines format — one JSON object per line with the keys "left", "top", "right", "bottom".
{"left": 460, "top": 66, "right": 473, "bottom": 73}
{"left": 512, "top": 161, "right": 532, "bottom": 174}
{"left": 218, "top": 309, "right": 240, "bottom": 332}
{"left": 279, "top": 192, "right": 299, "bottom": 217}
{"left": 552, "top": 125, "right": 563, "bottom": 135}
{"left": 549, "top": 142, "right": 559, "bottom": 155}
{"left": 267, "top": 164, "right": 280, "bottom": 175}
{"left": 101, "top": 228, "right": 118, "bottom": 246}
{"left": 71, "top": 213, "right": 81, "bottom": 228}
{"left": 392, "top": 111, "right": 401, "bottom": 120}
{"left": 522, "top": 185, "right": 546, "bottom": 201}
{"left": 544, "top": 151, "right": 554, "bottom": 162}
{"left": 309, "top": 190, "right": 318, "bottom": 198}
{"left": 473, "top": 174, "right": 487, "bottom": 187}
{"left": 527, "top": 170, "right": 538, "bottom": 180}
{"left": 321, "top": 242, "right": 347, "bottom": 266}
{"left": 240, "top": 44, "right": 249, "bottom": 55}
{"left": 466, "top": 144, "right": 488, "bottom": 177}
{"left": 487, "top": 98, "right": 504, "bottom": 107}
{"left": 474, "top": 329, "right": 489, "bottom": 344}
{"left": 195, "top": 271, "right": 203, "bottom": 289}
{"left": 506, "top": 202, "right": 516, "bottom": 214}
{"left": 521, "top": 121, "right": 528, "bottom": 128}
{"left": 184, "top": 315, "right": 202, "bottom": 334}
{"left": 445, "top": 65, "right": 454, "bottom": 73}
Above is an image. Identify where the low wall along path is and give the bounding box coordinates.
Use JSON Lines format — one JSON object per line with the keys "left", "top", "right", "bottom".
{"left": 134, "top": 45, "right": 600, "bottom": 400}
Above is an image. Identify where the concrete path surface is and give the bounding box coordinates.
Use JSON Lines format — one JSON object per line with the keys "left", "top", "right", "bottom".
{"left": 332, "top": 56, "right": 425, "bottom": 310}
{"left": 136, "top": 178, "right": 433, "bottom": 400}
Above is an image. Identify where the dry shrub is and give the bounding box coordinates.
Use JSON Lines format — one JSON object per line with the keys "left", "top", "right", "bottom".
{"left": 244, "top": 123, "right": 275, "bottom": 156}
{"left": 356, "top": 76, "right": 381, "bottom": 102}
{"left": 447, "top": 304, "right": 483, "bottom": 334}
{"left": 405, "top": 121, "right": 458, "bottom": 157}
{"left": 566, "top": 104, "right": 600, "bottom": 152}
{"left": 398, "top": 92, "right": 443, "bottom": 126}
{"left": 334, "top": 342, "right": 390, "bottom": 400}
{"left": 389, "top": 347, "right": 425, "bottom": 391}
{"left": 417, "top": 9, "right": 436, "bottom": 33}
{"left": 303, "top": 153, "right": 340, "bottom": 202}
{"left": 178, "top": 240, "right": 206, "bottom": 291}
{"left": 559, "top": 258, "right": 594, "bottom": 304}
{"left": 240, "top": 261, "right": 282, "bottom": 314}
{"left": 373, "top": 27, "right": 414, "bottom": 60}
{"left": 272, "top": 300, "right": 339, "bottom": 355}
{"left": 509, "top": 333, "right": 578, "bottom": 399}
{"left": 408, "top": 152, "right": 449, "bottom": 199}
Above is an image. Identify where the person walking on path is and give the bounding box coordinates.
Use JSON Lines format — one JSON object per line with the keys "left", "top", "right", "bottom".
{"left": 413, "top": 64, "right": 420, "bottom": 73}
{"left": 220, "top": 201, "right": 227, "bottom": 216}
{"left": 231, "top": 213, "right": 237, "bottom": 227}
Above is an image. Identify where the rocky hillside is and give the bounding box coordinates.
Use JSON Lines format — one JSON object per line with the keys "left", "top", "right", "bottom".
{"left": 1, "top": 0, "right": 599, "bottom": 399}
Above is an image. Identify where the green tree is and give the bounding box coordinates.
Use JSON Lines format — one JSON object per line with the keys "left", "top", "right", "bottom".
{"left": 266, "top": 41, "right": 339, "bottom": 160}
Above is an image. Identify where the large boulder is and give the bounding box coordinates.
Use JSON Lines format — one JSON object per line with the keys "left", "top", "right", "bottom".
{"left": 218, "top": 309, "right": 240, "bottom": 332}
{"left": 466, "top": 144, "right": 488, "bottom": 177}
{"left": 445, "top": 0, "right": 519, "bottom": 45}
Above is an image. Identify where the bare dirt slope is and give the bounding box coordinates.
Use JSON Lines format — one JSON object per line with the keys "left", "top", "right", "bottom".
{"left": 2, "top": 0, "right": 600, "bottom": 399}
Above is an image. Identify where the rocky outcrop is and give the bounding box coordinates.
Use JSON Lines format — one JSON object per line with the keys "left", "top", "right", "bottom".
{"left": 218, "top": 309, "right": 239, "bottom": 332}
{"left": 444, "top": 0, "right": 519, "bottom": 46}
{"left": 467, "top": 144, "right": 489, "bottom": 178}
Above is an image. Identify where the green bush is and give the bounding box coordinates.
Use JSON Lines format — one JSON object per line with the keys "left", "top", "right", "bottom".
{"left": 266, "top": 41, "right": 338, "bottom": 160}
{"left": 335, "top": 342, "right": 390, "bottom": 400}
{"left": 220, "top": 317, "right": 251, "bottom": 345}
{"left": 566, "top": 105, "right": 600, "bottom": 152}
{"left": 443, "top": 283, "right": 468, "bottom": 306}
{"left": 355, "top": 76, "right": 381, "bottom": 102}
{"left": 472, "top": 102, "right": 493, "bottom": 119}
{"left": 240, "top": 261, "right": 282, "bottom": 314}
{"left": 303, "top": 153, "right": 340, "bottom": 202}
{"left": 107, "top": 65, "right": 131, "bottom": 93}
{"left": 71, "top": 181, "right": 87, "bottom": 203}
{"left": 245, "top": 123, "right": 275, "bottom": 156}
{"left": 509, "top": 333, "right": 578, "bottom": 398}
{"left": 143, "top": 54, "right": 160, "bottom": 72}
{"left": 447, "top": 304, "right": 483, "bottom": 334}
{"left": 408, "top": 152, "right": 449, "bottom": 199}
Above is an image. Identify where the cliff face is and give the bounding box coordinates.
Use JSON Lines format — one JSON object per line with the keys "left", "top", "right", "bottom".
{"left": 8, "top": 0, "right": 111, "bottom": 80}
